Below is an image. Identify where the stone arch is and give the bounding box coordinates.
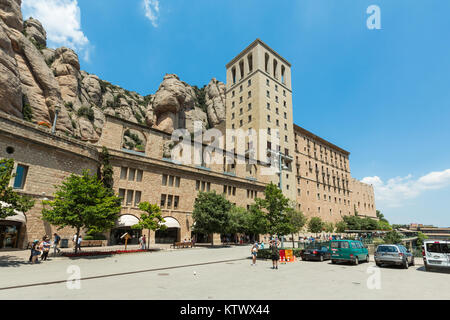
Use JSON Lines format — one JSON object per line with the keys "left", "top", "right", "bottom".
{"left": 246, "top": 164, "right": 257, "bottom": 178}
{"left": 247, "top": 53, "right": 253, "bottom": 73}
{"left": 156, "top": 216, "right": 181, "bottom": 243}
{"left": 122, "top": 127, "right": 147, "bottom": 153}
{"left": 273, "top": 59, "right": 278, "bottom": 79}
{"left": 239, "top": 60, "right": 245, "bottom": 79}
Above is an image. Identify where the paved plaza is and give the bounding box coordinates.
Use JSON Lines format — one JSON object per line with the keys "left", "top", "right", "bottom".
{"left": 0, "top": 245, "right": 448, "bottom": 300}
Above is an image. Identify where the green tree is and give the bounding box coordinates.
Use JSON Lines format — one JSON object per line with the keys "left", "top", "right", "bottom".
{"left": 343, "top": 215, "right": 362, "bottom": 230}
{"left": 308, "top": 217, "right": 324, "bottom": 235}
{"left": 226, "top": 205, "right": 248, "bottom": 235}
{"left": 335, "top": 220, "right": 347, "bottom": 233}
{"left": 376, "top": 210, "right": 389, "bottom": 223}
{"left": 383, "top": 230, "right": 403, "bottom": 244}
{"left": 286, "top": 208, "right": 307, "bottom": 248}
{"left": 42, "top": 170, "right": 121, "bottom": 253}
{"left": 324, "top": 222, "right": 335, "bottom": 233}
{"left": 254, "top": 182, "right": 291, "bottom": 237}
{"left": 0, "top": 158, "right": 35, "bottom": 219}
{"left": 416, "top": 231, "right": 428, "bottom": 247}
{"left": 99, "top": 146, "right": 114, "bottom": 192}
{"left": 192, "top": 191, "right": 232, "bottom": 245}
{"left": 132, "top": 202, "right": 166, "bottom": 248}
{"left": 377, "top": 220, "right": 392, "bottom": 231}
{"left": 360, "top": 217, "right": 378, "bottom": 230}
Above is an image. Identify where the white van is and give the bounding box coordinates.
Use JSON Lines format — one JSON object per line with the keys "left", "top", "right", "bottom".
{"left": 423, "top": 240, "right": 450, "bottom": 271}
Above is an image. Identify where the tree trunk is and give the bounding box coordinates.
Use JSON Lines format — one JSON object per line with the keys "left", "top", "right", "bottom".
{"left": 75, "top": 228, "right": 80, "bottom": 254}
{"left": 292, "top": 233, "right": 295, "bottom": 248}
{"left": 148, "top": 230, "right": 151, "bottom": 249}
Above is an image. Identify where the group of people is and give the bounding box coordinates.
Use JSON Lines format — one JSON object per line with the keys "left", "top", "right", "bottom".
{"left": 29, "top": 233, "right": 61, "bottom": 264}
{"left": 250, "top": 239, "right": 281, "bottom": 269}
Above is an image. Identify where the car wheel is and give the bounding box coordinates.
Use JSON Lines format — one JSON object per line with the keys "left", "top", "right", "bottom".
{"left": 411, "top": 258, "right": 415, "bottom": 266}
{"left": 366, "top": 255, "right": 370, "bottom": 263}
{"left": 320, "top": 255, "right": 324, "bottom": 262}
{"left": 354, "top": 257, "right": 359, "bottom": 265}
{"left": 424, "top": 263, "right": 430, "bottom": 272}
{"left": 331, "top": 260, "right": 336, "bottom": 264}
{"left": 376, "top": 262, "right": 382, "bottom": 267}
{"left": 403, "top": 259, "right": 409, "bottom": 269}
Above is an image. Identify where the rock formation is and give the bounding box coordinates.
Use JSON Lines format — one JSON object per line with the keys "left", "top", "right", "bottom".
{"left": 0, "top": 0, "right": 227, "bottom": 143}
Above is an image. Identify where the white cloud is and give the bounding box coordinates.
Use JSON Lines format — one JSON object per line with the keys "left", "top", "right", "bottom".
{"left": 362, "top": 169, "right": 450, "bottom": 208}
{"left": 22, "top": 0, "right": 90, "bottom": 61}
{"left": 143, "top": 0, "right": 160, "bottom": 28}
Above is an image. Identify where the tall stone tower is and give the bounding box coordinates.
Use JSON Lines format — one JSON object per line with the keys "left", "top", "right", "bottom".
{"left": 225, "top": 39, "right": 296, "bottom": 201}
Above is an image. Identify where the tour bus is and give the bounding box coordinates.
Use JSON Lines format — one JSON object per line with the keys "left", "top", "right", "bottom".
{"left": 422, "top": 240, "right": 450, "bottom": 271}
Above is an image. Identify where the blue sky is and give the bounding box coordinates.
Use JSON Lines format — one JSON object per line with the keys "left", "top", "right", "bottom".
{"left": 22, "top": 0, "right": 450, "bottom": 227}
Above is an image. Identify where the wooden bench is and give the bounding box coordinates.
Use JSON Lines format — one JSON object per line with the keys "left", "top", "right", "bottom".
{"left": 80, "top": 240, "right": 104, "bottom": 247}
{"left": 172, "top": 242, "right": 193, "bottom": 249}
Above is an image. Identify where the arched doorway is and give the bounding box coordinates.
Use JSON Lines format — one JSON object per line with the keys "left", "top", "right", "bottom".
{"left": 110, "top": 214, "right": 141, "bottom": 245}
{"left": 155, "top": 217, "right": 181, "bottom": 244}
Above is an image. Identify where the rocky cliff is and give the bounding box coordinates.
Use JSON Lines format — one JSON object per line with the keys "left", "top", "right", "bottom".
{"left": 0, "top": 0, "right": 226, "bottom": 142}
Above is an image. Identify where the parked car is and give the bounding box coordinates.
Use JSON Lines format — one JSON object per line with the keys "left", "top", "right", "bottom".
{"left": 301, "top": 246, "right": 331, "bottom": 262}
{"left": 423, "top": 240, "right": 450, "bottom": 272}
{"left": 374, "top": 244, "right": 414, "bottom": 269}
{"left": 330, "top": 240, "right": 369, "bottom": 265}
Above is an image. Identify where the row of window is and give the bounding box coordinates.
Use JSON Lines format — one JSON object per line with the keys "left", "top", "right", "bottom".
{"left": 195, "top": 180, "right": 211, "bottom": 192}
{"left": 160, "top": 194, "right": 180, "bottom": 209}
{"left": 224, "top": 185, "right": 237, "bottom": 196}
{"left": 162, "top": 174, "right": 181, "bottom": 188}
{"left": 120, "top": 167, "right": 143, "bottom": 182}
{"left": 230, "top": 52, "right": 287, "bottom": 85}
{"left": 247, "top": 189, "right": 258, "bottom": 199}
{"left": 118, "top": 189, "right": 142, "bottom": 207}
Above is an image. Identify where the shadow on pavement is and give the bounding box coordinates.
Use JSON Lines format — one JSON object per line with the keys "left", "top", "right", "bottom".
{"left": 0, "top": 255, "right": 30, "bottom": 267}
{"left": 415, "top": 265, "right": 450, "bottom": 274}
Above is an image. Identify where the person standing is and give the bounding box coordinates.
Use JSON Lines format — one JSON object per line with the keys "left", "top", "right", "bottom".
{"left": 41, "top": 236, "right": 51, "bottom": 261}
{"left": 53, "top": 233, "right": 61, "bottom": 256}
{"left": 139, "top": 235, "right": 144, "bottom": 249}
{"left": 270, "top": 240, "right": 280, "bottom": 270}
{"left": 77, "top": 235, "right": 82, "bottom": 251}
{"left": 251, "top": 242, "right": 258, "bottom": 266}
{"left": 142, "top": 235, "right": 147, "bottom": 250}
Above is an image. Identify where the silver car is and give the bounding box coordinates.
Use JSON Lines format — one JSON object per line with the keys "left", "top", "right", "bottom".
{"left": 374, "top": 244, "right": 415, "bottom": 269}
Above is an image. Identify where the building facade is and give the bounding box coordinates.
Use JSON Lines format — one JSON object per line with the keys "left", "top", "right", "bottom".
{"left": 0, "top": 39, "right": 377, "bottom": 250}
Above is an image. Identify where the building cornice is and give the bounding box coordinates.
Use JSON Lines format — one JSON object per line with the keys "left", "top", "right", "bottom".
{"left": 293, "top": 123, "right": 350, "bottom": 156}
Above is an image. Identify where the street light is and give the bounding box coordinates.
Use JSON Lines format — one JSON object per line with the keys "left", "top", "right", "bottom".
{"left": 51, "top": 106, "right": 61, "bottom": 134}
{"left": 267, "top": 149, "right": 293, "bottom": 249}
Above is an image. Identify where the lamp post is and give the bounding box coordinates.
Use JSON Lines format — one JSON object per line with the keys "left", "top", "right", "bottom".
{"left": 267, "top": 149, "right": 293, "bottom": 249}
{"left": 51, "top": 106, "right": 61, "bottom": 134}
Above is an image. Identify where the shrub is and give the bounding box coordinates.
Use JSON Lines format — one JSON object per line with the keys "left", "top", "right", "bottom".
{"left": 77, "top": 106, "right": 95, "bottom": 121}
{"left": 22, "top": 95, "right": 33, "bottom": 122}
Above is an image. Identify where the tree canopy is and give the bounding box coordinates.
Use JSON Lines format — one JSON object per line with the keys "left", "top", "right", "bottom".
{"left": 132, "top": 202, "right": 166, "bottom": 248}
{"left": 42, "top": 170, "right": 121, "bottom": 252}
{"left": 254, "top": 182, "right": 292, "bottom": 236}
{"left": 308, "top": 217, "right": 324, "bottom": 234}
{"left": 0, "top": 158, "right": 34, "bottom": 219}
{"left": 192, "top": 191, "right": 232, "bottom": 244}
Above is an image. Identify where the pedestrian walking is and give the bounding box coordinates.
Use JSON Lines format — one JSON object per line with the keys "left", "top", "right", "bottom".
{"left": 251, "top": 242, "right": 258, "bottom": 266}
{"left": 142, "top": 235, "right": 147, "bottom": 250}
{"left": 270, "top": 240, "right": 280, "bottom": 270}
{"left": 41, "top": 236, "right": 51, "bottom": 261}
{"left": 53, "top": 233, "right": 61, "bottom": 256}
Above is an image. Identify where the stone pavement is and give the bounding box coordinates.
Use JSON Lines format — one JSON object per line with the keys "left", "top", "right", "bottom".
{"left": 0, "top": 245, "right": 443, "bottom": 300}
